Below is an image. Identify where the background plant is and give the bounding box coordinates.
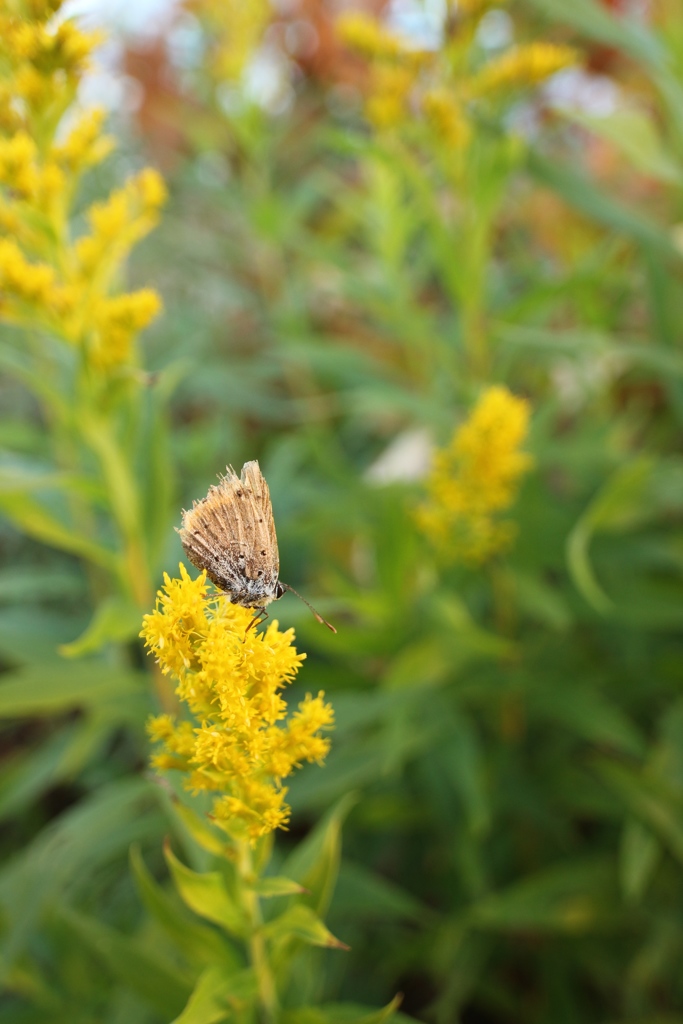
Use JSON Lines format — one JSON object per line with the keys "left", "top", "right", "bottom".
{"left": 2, "top": 0, "right": 683, "bottom": 1021}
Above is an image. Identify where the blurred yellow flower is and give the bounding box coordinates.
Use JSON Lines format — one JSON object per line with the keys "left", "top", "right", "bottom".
{"left": 366, "top": 65, "right": 417, "bottom": 129}
{"left": 417, "top": 386, "right": 533, "bottom": 564}
{"left": 470, "top": 43, "right": 578, "bottom": 97}
{"left": 422, "top": 89, "right": 471, "bottom": 149}
{"left": 0, "top": 0, "right": 165, "bottom": 372}
{"left": 142, "top": 565, "right": 334, "bottom": 843}
{"left": 189, "top": 0, "right": 270, "bottom": 82}
{"left": 336, "top": 11, "right": 409, "bottom": 61}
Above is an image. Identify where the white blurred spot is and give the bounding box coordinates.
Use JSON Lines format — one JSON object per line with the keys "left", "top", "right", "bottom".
{"left": 476, "top": 9, "right": 513, "bottom": 50}
{"left": 546, "top": 68, "right": 620, "bottom": 117}
{"left": 64, "top": 0, "right": 180, "bottom": 38}
{"left": 243, "top": 46, "right": 295, "bottom": 114}
{"left": 388, "top": 0, "right": 443, "bottom": 50}
{"left": 365, "top": 428, "right": 433, "bottom": 485}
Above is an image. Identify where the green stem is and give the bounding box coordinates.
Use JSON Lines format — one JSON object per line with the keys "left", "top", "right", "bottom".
{"left": 79, "top": 400, "right": 177, "bottom": 713}
{"left": 460, "top": 209, "right": 492, "bottom": 383}
{"left": 79, "top": 407, "right": 152, "bottom": 607}
{"left": 236, "top": 841, "right": 278, "bottom": 1024}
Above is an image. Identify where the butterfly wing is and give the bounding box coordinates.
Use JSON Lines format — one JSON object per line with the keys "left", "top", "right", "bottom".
{"left": 177, "top": 460, "right": 280, "bottom": 606}
{"left": 239, "top": 460, "right": 280, "bottom": 583}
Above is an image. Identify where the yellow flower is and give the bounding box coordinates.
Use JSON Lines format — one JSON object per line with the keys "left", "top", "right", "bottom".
{"left": 336, "top": 11, "right": 409, "bottom": 61}
{"left": 366, "top": 65, "right": 416, "bottom": 129}
{"left": 417, "top": 386, "right": 533, "bottom": 565}
{"left": 0, "top": 132, "right": 39, "bottom": 197}
{"left": 0, "top": 0, "right": 166, "bottom": 374}
{"left": 0, "top": 239, "right": 55, "bottom": 306}
{"left": 91, "top": 289, "right": 162, "bottom": 369}
{"left": 188, "top": 0, "right": 270, "bottom": 82}
{"left": 53, "top": 109, "right": 115, "bottom": 174}
{"left": 142, "top": 565, "right": 334, "bottom": 843}
{"left": 422, "top": 89, "right": 471, "bottom": 149}
{"left": 470, "top": 43, "right": 578, "bottom": 97}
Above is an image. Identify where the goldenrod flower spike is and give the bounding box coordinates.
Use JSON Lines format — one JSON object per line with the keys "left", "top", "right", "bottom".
{"left": 336, "top": 11, "right": 410, "bottom": 62}
{"left": 142, "top": 565, "right": 334, "bottom": 844}
{"left": 470, "top": 43, "right": 578, "bottom": 97}
{"left": 422, "top": 89, "right": 472, "bottom": 150}
{"left": 417, "top": 386, "right": 533, "bottom": 565}
{"left": 0, "top": 0, "right": 166, "bottom": 373}
{"left": 187, "top": 0, "right": 270, "bottom": 82}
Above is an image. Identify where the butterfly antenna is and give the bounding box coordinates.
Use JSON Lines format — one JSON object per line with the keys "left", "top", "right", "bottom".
{"left": 280, "top": 583, "right": 337, "bottom": 633}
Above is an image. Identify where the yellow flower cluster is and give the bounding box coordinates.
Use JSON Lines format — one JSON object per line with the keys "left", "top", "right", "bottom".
{"left": 188, "top": 0, "right": 270, "bottom": 82}
{"left": 417, "top": 386, "right": 533, "bottom": 565}
{"left": 337, "top": 10, "right": 578, "bottom": 143}
{"left": 336, "top": 11, "right": 409, "bottom": 62}
{"left": 422, "top": 89, "right": 471, "bottom": 150}
{"left": 336, "top": 11, "right": 424, "bottom": 132}
{"left": 142, "top": 565, "right": 334, "bottom": 843}
{"left": 469, "top": 43, "right": 578, "bottom": 97}
{"left": 0, "top": 0, "right": 166, "bottom": 372}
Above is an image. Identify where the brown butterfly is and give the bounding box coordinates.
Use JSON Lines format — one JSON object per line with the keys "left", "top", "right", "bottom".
{"left": 177, "top": 460, "right": 336, "bottom": 633}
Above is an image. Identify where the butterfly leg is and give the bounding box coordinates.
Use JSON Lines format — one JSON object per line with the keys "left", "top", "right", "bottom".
{"left": 245, "top": 607, "right": 268, "bottom": 634}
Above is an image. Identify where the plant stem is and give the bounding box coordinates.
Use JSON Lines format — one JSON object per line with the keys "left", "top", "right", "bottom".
{"left": 237, "top": 840, "right": 279, "bottom": 1024}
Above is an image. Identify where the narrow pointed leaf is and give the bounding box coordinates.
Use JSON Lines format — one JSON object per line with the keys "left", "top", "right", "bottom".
{"left": 164, "top": 841, "right": 246, "bottom": 936}
{"left": 171, "top": 965, "right": 257, "bottom": 1024}
{"left": 171, "top": 800, "right": 230, "bottom": 858}
{"left": 0, "top": 663, "right": 142, "bottom": 716}
{"left": 59, "top": 597, "right": 142, "bottom": 657}
{"left": 283, "top": 792, "right": 356, "bottom": 916}
{"left": 264, "top": 904, "right": 349, "bottom": 950}
{"left": 0, "top": 492, "right": 116, "bottom": 570}
{"left": 59, "top": 906, "right": 192, "bottom": 1018}
{"left": 130, "top": 846, "right": 238, "bottom": 967}
{"left": 252, "top": 875, "right": 306, "bottom": 897}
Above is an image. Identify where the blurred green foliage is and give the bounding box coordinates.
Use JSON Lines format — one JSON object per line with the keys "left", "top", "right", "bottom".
{"left": 2, "top": 0, "right": 683, "bottom": 1021}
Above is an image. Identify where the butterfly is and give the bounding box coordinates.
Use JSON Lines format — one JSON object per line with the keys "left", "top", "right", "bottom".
{"left": 177, "top": 460, "right": 336, "bottom": 633}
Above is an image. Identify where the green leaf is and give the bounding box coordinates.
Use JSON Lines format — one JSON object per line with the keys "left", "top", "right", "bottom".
{"left": 513, "top": 571, "right": 572, "bottom": 632}
{"left": 283, "top": 793, "right": 356, "bottom": 917}
{"left": 130, "top": 846, "right": 238, "bottom": 967}
{"left": 282, "top": 995, "right": 405, "bottom": 1024}
{"left": 264, "top": 904, "right": 349, "bottom": 950}
{"left": 0, "top": 717, "right": 115, "bottom": 822}
{"left": 0, "top": 344, "right": 69, "bottom": 420}
{"left": 528, "top": 684, "right": 645, "bottom": 757}
{"left": 523, "top": 0, "right": 665, "bottom": 68}
{"left": 59, "top": 906, "right": 192, "bottom": 1019}
{"left": 252, "top": 875, "right": 306, "bottom": 897}
{"left": 0, "top": 662, "right": 143, "bottom": 717}
{"left": 164, "top": 841, "right": 246, "bottom": 936}
{"left": 441, "top": 714, "right": 491, "bottom": 838}
{"left": 59, "top": 597, "right": 143, "bottom": 657}
{"left": 620, "top": 818, "right": 661, "bottom": 904}
{"left": 171, "top": 966, "right": 257, "bottom": 1024}
{"left": 0, "top": 778, "right": 163, "bottom": 968}
{"left": 528, "top": 151, "right": 680, "bottom": 259}
{"left": 0, "top": 566, "right": 84, "bottom": 603}
{"left": 469, "top": 858, "right": 617, "bottom": 933}
{"left": 0, "top": 491, "right": 116, "bottom": 571}
{"left": 564, "top": 107, "right": 683, "bottom": 187}
{"left": 593, "top": 759, "right": 683, "bottom": 866}
{"left": 171, "top": 800, "right": 230, "bottom": 858}
{"left": 567, "top": 459, "right": 655, "bottom": 612}
{"left": 0, "top": 459, "right": 100, "bottom": 503}
{"left": 335, "top": 861, "right": 431, "bottom": 924}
